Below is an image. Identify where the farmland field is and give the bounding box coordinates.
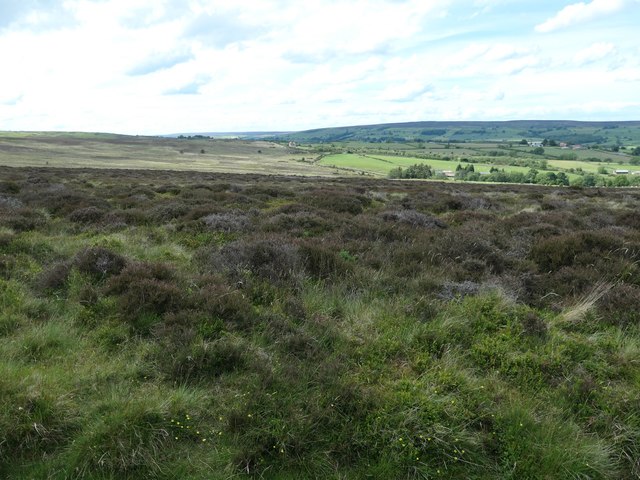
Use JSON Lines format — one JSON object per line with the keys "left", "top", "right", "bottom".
{"left": 319, "top": 153, "right": 532, "bottom": 175}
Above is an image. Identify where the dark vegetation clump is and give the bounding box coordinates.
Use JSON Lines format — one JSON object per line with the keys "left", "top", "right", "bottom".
{"left": 201, "top": 211, "right": 251, "bottom": 232}
{"left": 380, "top": 209, "right": 448, "bottom": 229}
{"left": 3, "top": 166, "right": 640, "bottom": 479}
{"left": 74, "top": 247, "right": 127, "bottom": 279}
{"left": 597, "top": 283, "right": 640, "bottom": 326}
{"left": 105, "top": 262, "right": 183, "bottom": 319}
{"left": 68, "top": 206, "right": 105, "bottom": 224}
{"left": 202, "top": 237, "right": 302, "bottom": 284}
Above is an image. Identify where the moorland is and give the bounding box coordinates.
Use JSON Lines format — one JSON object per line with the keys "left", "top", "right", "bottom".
{"left": 1, "top": 154, "right": 640, "bottom": 479}
{"left": 1, "top": 122, "right": 640, "bottom": 478}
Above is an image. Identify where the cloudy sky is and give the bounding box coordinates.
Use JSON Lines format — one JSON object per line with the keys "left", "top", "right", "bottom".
{"left": 0, "top": 0, "right": 639, "bottom": 134}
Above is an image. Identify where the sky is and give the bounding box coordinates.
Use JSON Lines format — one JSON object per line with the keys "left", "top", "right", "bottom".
{"left": 0, "top": 0, "right": 639, "bottom": 135}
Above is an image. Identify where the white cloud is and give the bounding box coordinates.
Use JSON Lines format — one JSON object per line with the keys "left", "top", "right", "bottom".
{"left": 0, "top": 0, "right": 638, "bottom": 133}
{"left": 574, "top": 42, "right": 616, "bottom": 65}
{"left": 535, "top": 0, "right": 627, "bottom": 33}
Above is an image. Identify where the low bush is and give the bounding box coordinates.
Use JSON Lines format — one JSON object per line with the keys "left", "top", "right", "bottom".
{"left": 74, "top": 247, "right": 127, "bottom": 280}
{"left": 0, "top": 208, "right": 48, "bottom": 232}
{"left": 203, "top": 237, "right": 302, "bottom": 284}
{"left": 68, "top": 206, "right": 105, "bottom": 224}
{"left": 105, "top": 262, "right": 184, "bottom": 329}
{"left": 298, "top": 241, "right": 353, "bottom": 280}
{"left": 530, "top": 231, "right": 624, "bottom": 271}
{"left": 598, "top": 283, "right": 640, "bottom": 326}
{"left": 148, "top": 201, "right": 189, "bottom": 222}
{"left": 303, "top": 190, "right": 370, "bottom": 215}
{"left": 380, "top": 209, "right": 447, "bottom": 229}
{"left": 37, "top": 262, "right": 72, "bottom": 293}
{"left": 201, "top": 211, "right": 251, "bottom": 232}
{"left": 168, "top": 336, "right": 250, "bottom": 383}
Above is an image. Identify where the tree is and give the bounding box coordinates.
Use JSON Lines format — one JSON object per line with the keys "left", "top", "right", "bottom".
{"left": 556, "top": 172, "right": 569, "bottom": 186}
{"left": 582, "top": 174, "right": 597, "bottom": 187}
{"left": 531, "top": 147, "right": 545, "bottom": 155}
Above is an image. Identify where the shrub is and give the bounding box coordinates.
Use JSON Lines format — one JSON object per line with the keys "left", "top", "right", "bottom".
{"left": 37, "top": 262, "right": 72, "bottom": 292}
{"left": 68, "top": 206, "right": 105, "bottom": 224}
{"left": 1, "top": 208, "right": 48, "bottom": 232}
{"left": 438, "top": 281, "right": 480, "bottom": 300}
{"left": 74, "top": 247, "right": 127, "bottom": 280}
{"left": 298, "top": 242, "right": 353, "bottom": 280}
{"left": 530, "top": 231, "right": 623, "bottom": 271}
{"left": 380, "top": 210, "right": 447, "bottom": 229}
{"left": 304, "top": 190, "right": 370, "bottom": 215}
{"left": 193, "top": 282, "right": 254, "bottom": 330}
{"left": 0, "top": 195, "right": 23, "bottom": 210}
{"left": 261, "top": 211, "right": 333, "bottom": 236}
{"left": 0, "top": 181, "right": 20, "bottom": 194}
{"left": 114, "top": 278, "right": 183, "bottom": 317}
{"left": 169, "top": 336, "right": 249, "bottom": 383}
{"left": 204, "top": 238, "right": 302, "bottom": 284}
{"left": 105, "top": 262, "right": 184, "bottom": 326}
{"left": 520, "top": 311, "right": 548, "bottom": 337}
{"left": 148, "top": 201, "right": 189, "bottom": 222}
{"left": 201, "top": 211, "right": 250, "bottom": 232}
{"left": 597, "top": 284, "right": 640, "bottom": 326}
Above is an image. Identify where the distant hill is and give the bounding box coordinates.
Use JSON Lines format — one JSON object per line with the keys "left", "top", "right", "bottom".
{"left": 277, "top": 120, "right": 640, "bottom": 145}
{"left": 163, "top": 131, "right": 291, "bottom": 139}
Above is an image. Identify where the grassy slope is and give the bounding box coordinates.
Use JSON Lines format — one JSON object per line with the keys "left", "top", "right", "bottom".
{"left": 1, "top": 167, "right": 640, "bottom": 479}
{"left": 0, "top": 132, "right": 336, "bottom": 176}
{"left": 283, "top": 120, "right": 640, "bottom": 145}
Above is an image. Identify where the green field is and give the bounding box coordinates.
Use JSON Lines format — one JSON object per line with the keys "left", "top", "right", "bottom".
{"left": 321, "top": 153, "right": 547, "bottom": 176}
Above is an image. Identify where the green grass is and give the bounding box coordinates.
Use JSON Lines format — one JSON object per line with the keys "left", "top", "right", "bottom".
{"left": 320, "top": 153, "right": 535, "bottom": 176}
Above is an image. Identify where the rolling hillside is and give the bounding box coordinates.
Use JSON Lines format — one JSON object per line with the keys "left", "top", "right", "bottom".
{"left": 279, "top": 120, "right": 640, "bottom": 146}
